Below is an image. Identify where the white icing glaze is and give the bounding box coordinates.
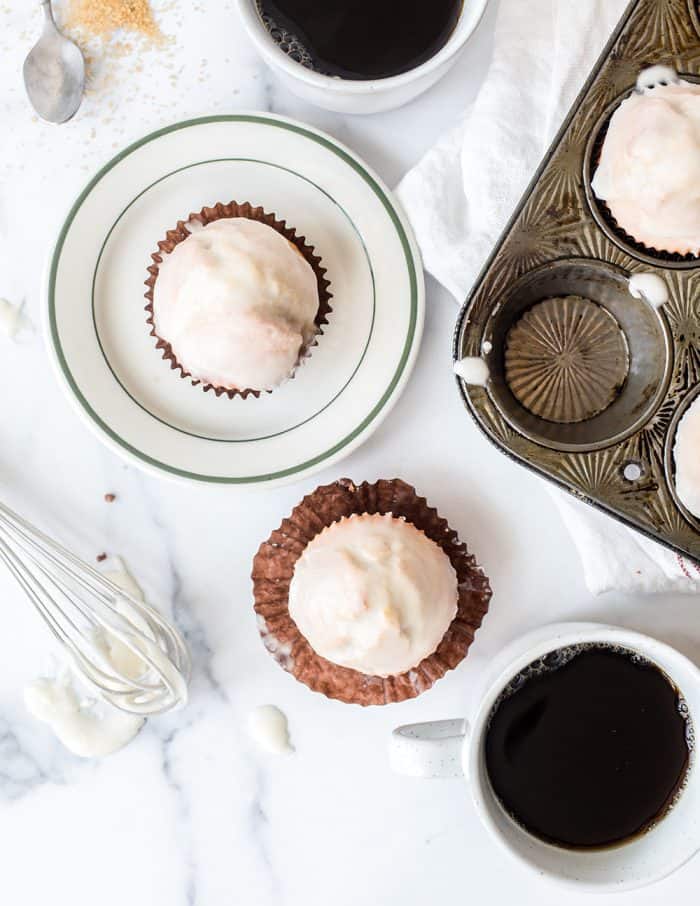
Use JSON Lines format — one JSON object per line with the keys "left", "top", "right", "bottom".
{"left": 288, "top": 514, "right": 458, "bottom": 678}
{"left": 454, "top": 356, "right": 490, "bottom": 386}
{"left": 103, "top": 561, "right": 144, "bottom": 602}
{"left": 592, "top": 81, "right": 700, "bottom": 255}
{"left": 628, "top": 273, "right": 669, "bottom": 308}
{"left": 23, "top": 561, "right": 150, "bottom": 759}
{"left": 248, "top": 705, "right": 293, "bottom": 755}
{"left": 674, "top": 395, "right": 700, "bottom": 519}
{"left": 0, "top": 298, "right": 24, "bottom": 339}
{"left": 24, "top": 674, "right": 144, "bottom": 759}
{"left": 153, "top": 218, "right": 320, "bottom": 391}
{"left": 97, "top": 563, "right": 152, "bottom": 681}
{"left": 636, "top": 65, "right": 679, "bottom": 92}
{"left": 257, "top": 614, "right": 295, "bottom": 670}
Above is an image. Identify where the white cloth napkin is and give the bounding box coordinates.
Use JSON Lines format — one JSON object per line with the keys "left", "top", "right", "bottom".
{"left": 397, "top": 0, "right": 700, "bottom": 595}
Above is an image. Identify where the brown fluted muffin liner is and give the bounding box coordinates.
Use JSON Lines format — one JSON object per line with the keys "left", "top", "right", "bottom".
{"left": 144, "top": 201, "right": 333, "bottom": 400}
{"left": 252, "top": 478, "right": 493, "bottom": 706}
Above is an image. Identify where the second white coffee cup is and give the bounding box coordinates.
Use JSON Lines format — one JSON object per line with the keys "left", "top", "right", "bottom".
{"left": 390, "top": 622, "right": 700, "bottom": 893}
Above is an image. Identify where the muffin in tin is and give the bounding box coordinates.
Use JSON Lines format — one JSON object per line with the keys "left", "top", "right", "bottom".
{"left": 592, "top": 80, "right": 700, "bottom": 259}
{"left": 674, "top": 393, "right": 700, "bottom": 521}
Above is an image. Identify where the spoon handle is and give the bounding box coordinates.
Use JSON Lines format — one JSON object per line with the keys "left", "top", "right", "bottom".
{"left": 41, "top": 0, "right": 55, "bottom": 25}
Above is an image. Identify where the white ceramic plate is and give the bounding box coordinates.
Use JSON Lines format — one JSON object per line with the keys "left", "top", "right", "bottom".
{"left": 44, "top": 114, "right": 424, "bottom": 486}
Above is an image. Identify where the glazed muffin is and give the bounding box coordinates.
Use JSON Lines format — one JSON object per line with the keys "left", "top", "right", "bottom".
{"left": 145, "top": 203, "right": 332, "bottom": 398}
{"left": 289, "top": 513, "right": 458, "bottom": 678}
{"left": 674, "top": 394, "right": 700, "bottom": 520}
{"left": 252, "top": 478, "right": 492, "bottom": 705}
{"left": 592, "top": 81, "right": 700, "bottom": 256}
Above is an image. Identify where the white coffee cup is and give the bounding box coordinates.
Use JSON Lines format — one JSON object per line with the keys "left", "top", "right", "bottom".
{"left": 390, "top": 623, "right": 700, "bottom": 893}
{"left": 235, "top": 0, "right": 490, "bottom": 114}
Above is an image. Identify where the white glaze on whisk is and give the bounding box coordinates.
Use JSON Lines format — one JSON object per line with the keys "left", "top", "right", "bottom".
{"left": 24, "top": 563, "right": 149, "bottom": 758}
{"left": 0, "top": 501, "right": 190, "bottom": 716}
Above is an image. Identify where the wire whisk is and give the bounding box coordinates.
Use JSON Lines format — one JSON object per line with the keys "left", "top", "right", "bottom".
{"left": 0, "top": 500, "right": 190, "bottom": 716}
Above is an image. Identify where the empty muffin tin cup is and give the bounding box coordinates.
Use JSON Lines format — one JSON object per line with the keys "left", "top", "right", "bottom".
{"left": 478, "top": 259, "right": 672, "bottom": 453}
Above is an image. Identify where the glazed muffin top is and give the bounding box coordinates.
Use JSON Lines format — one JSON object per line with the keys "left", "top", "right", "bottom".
{"left": 674, "top": 395, "right": 700, "bottom": 520}
{"left": 288, "top": 513, "right": 459, "bottom": 677}
{"left": 152, "top": 217, "right": 320, "bottom": 392}
{"left": 592, "top": 81, "right": 700, "bottom": 255}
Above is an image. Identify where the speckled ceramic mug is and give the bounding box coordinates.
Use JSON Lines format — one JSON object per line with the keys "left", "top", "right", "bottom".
{"left": 390, "top": 623, "right": 700, "bottom": 893}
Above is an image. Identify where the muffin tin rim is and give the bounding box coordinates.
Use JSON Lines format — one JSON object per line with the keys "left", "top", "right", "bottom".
{"left": 454, "top": 375, "right": 690, "bottom": 557}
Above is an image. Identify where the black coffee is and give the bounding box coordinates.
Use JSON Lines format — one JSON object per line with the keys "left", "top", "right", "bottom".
{"left": 256, "top": 0, "right": 464, "bottom": 80}
{"left": 485, "top": 645, "right": 691, "bottom": 850}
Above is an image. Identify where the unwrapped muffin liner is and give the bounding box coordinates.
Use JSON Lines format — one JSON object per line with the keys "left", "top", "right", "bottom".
{"left": 252, "top": 478, "right": 493, "bottom": 706}
{"left": 590, "top": 119, "right": 700, "bottom": 265}
{"left": 144, "top": 201, "right": 333, "bottom": 399}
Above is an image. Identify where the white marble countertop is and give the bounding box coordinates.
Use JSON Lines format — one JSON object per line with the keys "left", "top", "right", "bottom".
{"left": 2, "top": 2, "right": 700, "bottom": 904}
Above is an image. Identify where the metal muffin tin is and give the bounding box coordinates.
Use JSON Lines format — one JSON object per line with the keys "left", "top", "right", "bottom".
{"left": 454, "top": 0, "right": 700, "bottom": 560}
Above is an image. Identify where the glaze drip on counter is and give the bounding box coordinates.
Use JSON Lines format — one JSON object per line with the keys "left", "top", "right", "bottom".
{"left": 23, "top": 562, "right": 151, "bottom": 759}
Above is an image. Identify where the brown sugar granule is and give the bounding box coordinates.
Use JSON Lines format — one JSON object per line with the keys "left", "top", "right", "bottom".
{"left": 96, "top": 552, "right": 108, "bottom": 562}
{"left": 65, "top": 0, "right": 160, "bottom": 39}
{"left": 104, "top": 493, "right": 116, "bottom": 503}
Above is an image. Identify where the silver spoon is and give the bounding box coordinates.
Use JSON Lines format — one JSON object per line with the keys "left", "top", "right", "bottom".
{"left": 23, "top": 0, "right": 85, "bottom": 124}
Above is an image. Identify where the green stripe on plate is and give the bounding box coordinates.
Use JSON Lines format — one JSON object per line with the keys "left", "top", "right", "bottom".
{"left": 47, "top": 114, "right": 420, "bottom": 484}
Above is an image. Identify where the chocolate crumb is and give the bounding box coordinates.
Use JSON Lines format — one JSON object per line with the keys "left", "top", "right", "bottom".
{"left": 96, "top": 552, "right": 107, "bottom": 562}
{"left": 104, "top": 493, "right": 116, "bottom": 503}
